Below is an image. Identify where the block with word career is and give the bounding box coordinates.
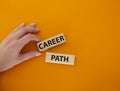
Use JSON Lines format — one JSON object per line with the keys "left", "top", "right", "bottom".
{"left": 45, "top": 52, "right": 75, "bottom": 65}
{"left": 37, "top": 33, "right": 66, "bottom": 52}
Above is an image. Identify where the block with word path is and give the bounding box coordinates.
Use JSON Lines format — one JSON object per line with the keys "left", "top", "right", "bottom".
{"left": 37, "top": 33, "right": 66, "bottom": 52}
{"left": 45, "top": 52, "right": 75, "bottom": 65}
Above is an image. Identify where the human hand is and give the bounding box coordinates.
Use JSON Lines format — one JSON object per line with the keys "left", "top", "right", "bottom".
{"left": 0, "top": 23, "right": 41, "bottom": 72}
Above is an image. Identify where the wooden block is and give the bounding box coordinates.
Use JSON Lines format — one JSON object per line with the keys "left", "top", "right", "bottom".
{"left": 45, "top": 52, "right": 75, "bottom": 65}
{"left": 37, "top": 33, "right": 66, "bottom": 52}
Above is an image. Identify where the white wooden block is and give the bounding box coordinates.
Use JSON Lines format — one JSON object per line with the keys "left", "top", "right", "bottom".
{"left": 37, "top": 33, "right": 66, "bottom": 52}
{"left": 45, "top": 52, "right": 75, "bottom": 65}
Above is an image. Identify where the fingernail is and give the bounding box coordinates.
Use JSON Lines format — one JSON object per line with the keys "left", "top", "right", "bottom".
{"left": 35, "top": 53, "right": 42, "bottom": 56}
{"left": 30, "top": 23, "right": 36, "bottom": 26}
{"left": 36, "top": 39, "right": 41, "bottom": 42}
{"left": 20, "top": 23, "right": 25, "bottom": 26}
{"left": 36, "top": 28, "right": 40, "bottom": 31}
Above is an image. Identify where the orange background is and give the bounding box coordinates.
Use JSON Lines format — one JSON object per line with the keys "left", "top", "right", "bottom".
{"left": 0, "top": 0, "right": 120, "bottom": 91}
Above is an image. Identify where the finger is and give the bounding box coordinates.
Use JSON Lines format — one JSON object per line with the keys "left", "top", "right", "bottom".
{"left": 7, "top": 23, "right": 25, "bottom": 38}
{"left": 1, "top": 23, "right": 38, "bottom": 45}
{"left": 29, "top": 23, "right": 36, "bottom": 27}
{"left": 16, "top": 51, "right": 41, "bottom": 65}
{"left": 17, "top": 34, "right": 40, "bottom": 50}
{"left": 12, "top": 23, "right": 25, "bottom": 34}
{"left": 3, "top": 23, "right": 25, "bottom": 43}
{"left": 13, "top": 25, "right": 39, "bottom": 39}
{"left": 10, "top": 22, "right": 36, "bottom": 35}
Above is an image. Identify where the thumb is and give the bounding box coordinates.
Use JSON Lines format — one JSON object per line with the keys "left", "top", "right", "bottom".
{"left": 16, "top": 51, "right": 42, "bottom": 65}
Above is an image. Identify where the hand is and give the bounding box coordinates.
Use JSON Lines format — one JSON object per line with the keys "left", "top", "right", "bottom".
{"left": 0, "top": 23, "right": 41, "bottom": 72}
